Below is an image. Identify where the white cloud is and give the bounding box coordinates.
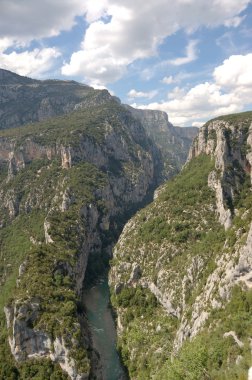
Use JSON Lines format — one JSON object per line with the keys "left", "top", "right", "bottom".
{"left": 62, "top": 0, "right": 251, "bottom": 85}
{"left": 167, "top": 86, "right": 186, "bottom": 100}
{"left": 0, "top": 0, "right": 86, "bottom": 43}
{"left": 136, "top": 81, "right": 241, "bottom": 125}
{"left": 162, "top": 71, "right": 197, "bottom": 86}
{"left": 83, "top": 0, "right": 109, "bottom": 23}
{"left": 61, "top": 45, "right": 128, "bottom": 85}
{"left": 168, "top": 40, "right": 199, "bottom": 66}
{"left": 216, "top": 31, "right": 238, "bottom": 55}
{"left": 214, "top": 53, "right": 252, "bottom": 89}
{"left": 0, "top": 0, "right": 88, "bottom": 79}
{"left": 0, "top": 48, "right": 61, "bottom": 77}
{"left": 132, "top": 53, "right": 252, "bottom": 126}
{"left": 89, "top": 83, "right": 108, "bottom": 90}
{"left": 0, "top": 38, "right": 14, "bottom": 52}
{"left": 192, "top": 121, "right": 204, "bottom": 127}
{"left": 127, "top": 89, "right": 158, "bottom": 99}
{"left": 224, "top": 15, "right": 246, "bottom": 28}
{"left": 162, "top": 76, "right": 174, "bottom": 84}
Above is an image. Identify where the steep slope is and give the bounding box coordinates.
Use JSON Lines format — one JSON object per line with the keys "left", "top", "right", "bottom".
{"left": 0, "top": 69, "right": 199, "bottom": 379}
{"left": 125, "top": 105, "right": 198, "bottom": 179}
{"left": 0, "top": 69, "right": 197, "bottom": 180}
{"left": 110, "top": 111, "right": 252, "bottom": 379}
{"left": 0, "top": 99, "right": 161, "bottom": 379}
{"left": 0, "top": 68, "right": 114, "bottom": 130}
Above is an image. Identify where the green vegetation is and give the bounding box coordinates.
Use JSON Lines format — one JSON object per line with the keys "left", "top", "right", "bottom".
{"left": 110, "top": 145, "right": 252, "bottom": 379}
{"left": 111, "top": 154, "right": 228, "bottom": 378}
{"left": 0, "top": 100, "right": 141, "bottom": 150}
{"left": 111, "top": 286, "right": 177, "bottom": 379}
{"left": 205, "top": 110, "right": 252, "bottom": 127}
{"left": 2, "top": 86, "right": 252, "bottom": 380}
{"left": 0, "top": 212, "right": 45, "bottom": 379}
{"left": 138, "top": 154, "right": 217, "bottom": 243}
{"left": 0, "top": 90, "right": 159, "bottom": 378}
{"left": 158, "top": 286, "right": 252, "bottom": 380}
{"left": 0, "top": 159, "right": 109, "bottom": 376}
{"left": 17, "top": 360, "right": 69, "bottom": 380}
{"left": 0, "top": 352, "right": 69, "bottom": 380}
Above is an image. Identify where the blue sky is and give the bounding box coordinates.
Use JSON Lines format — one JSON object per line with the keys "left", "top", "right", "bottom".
{"left": 1, "top": 0, "right": 252, "bottom": 126}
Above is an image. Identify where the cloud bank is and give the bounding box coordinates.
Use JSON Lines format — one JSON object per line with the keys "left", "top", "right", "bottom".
{"left": 0, "top": 0, "right": 85, "bottom": 41}
{"left": 136, "top": 53, "right": 252, "bottom": 126}
{"left": 0, "top": 0, "right": 251, "bottom": 125}
{"left": 62, "top": 0, "right": 250, "bottom": 85}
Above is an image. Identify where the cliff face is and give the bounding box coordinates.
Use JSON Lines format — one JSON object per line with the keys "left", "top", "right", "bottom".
{"left": 0, "top": 68, "right": 196, "bottom": 180}
{"left": 0, "top": 69, "right": 200, "bottom": 379}
{"left": 0, "top": 68, "right": 114, "bottom": 130}
{"left": 125, "top": 105, "right": 198, "bottom": 179}
{"left": 110, "top": 111, "right": 252, "bottom": 379}
{"left": 0, "top": 99, "right": 161, "bottom": 379}
{"left": 188, "top": 114, "right": 252, "bottom": 229}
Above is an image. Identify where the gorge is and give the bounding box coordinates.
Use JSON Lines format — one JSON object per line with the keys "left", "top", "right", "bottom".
{"left": 1, "top": 69, "right": 252, "bottom": 380}
{"left": 0, "top": 69, "right": 196, "bottom": 379}
{"left": 110, "top": 112, "right": 252, "bottom": 379}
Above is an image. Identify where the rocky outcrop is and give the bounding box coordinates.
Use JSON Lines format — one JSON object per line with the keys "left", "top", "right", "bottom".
{"left": 4, "top": 303, "right": 88, "bottom": 380}
{"left": 61, "top": 146, "right": 72, "bottom": 169}
{"left": 4, "top": 301, "right": 51, "bottom": 361}
{"left": 147, "top": 282, "right": 179, "bottom": 318}
{"left": 44, "top": 219, "right": 54, "bottom": 244}
{"left": 51, "top": 337, "right": 89, "bottom": 380}
{"left": 189, "top": 119, "right": 252, "bottom": 229}
{"left": 0, "top": 97, "right": 163, "bottom": 378}
{"left": 169, "top": 119, "right": 252, "bottom": 345}
{"left": 0, "top": 69, "right": 113, "bottom": 130}
{"left": 109, "top": 112, "right": 252, "bottom": 379}
{"left": 208, "top": 170, "right": 232, "bottom": 229}
{"left": 124, "top": 105, "right": 198, "bottom": 179}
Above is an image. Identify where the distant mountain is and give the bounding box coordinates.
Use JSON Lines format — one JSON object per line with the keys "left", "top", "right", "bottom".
{"left": 0, "top": 69, "right": 198, "bottom": 379}
{"left": 124, "top": 105, "right": 198, "bottom": 179}
{"left": 0, "top": 69, "right": 37, "bottom": 84}
{"left": 0, "top": 68, "right": 197, "bottom": 180}
{"left": 0, "top": 68, "right": 111, "bottom": 130}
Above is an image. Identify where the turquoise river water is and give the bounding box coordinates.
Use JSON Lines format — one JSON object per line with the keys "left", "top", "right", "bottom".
{"left": 84, "top": 275, "right": 127, "bottom": 380}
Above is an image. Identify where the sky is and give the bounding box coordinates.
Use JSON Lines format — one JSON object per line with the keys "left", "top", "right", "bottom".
{"left": 1, "top": 0, "right": 252, "bottom": 127}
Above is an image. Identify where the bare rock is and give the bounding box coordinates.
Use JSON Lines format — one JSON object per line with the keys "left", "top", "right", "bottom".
{"left": 44, "top": 219, "right": 54, "bottom": 244}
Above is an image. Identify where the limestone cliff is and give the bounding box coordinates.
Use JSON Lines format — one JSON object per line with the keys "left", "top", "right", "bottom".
{"left": 125, "top": 105, "right": 198, "bottom": 179}
{"left": 188, "top": 114, "right": 252, "bottom": 229}
{"left": 110, "top": 111, "right": 252, "bottom": 379}
{"left": 0, "top": 69, "right": 204, "bottom": 379}
{"left": 0, "top": 68, "right": 113, "bottom": 130}
{"left": 0, "top": 68, "right": 196, "bottom": 181}
{"left": 0, "top": 99, "right": 161, "bottom": 379}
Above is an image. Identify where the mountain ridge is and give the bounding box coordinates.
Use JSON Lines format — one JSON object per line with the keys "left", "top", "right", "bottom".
{"left": 109, "top": 111, "right": 252, "bottom": 380}
{"left": 0, "top": 68, "right": 198, "bottom": 179}
{"left": 3, "top": 69, "right": 252, "bottom": 379}
{"left": 0, "top": 99, "right": 162, "bottom": 379}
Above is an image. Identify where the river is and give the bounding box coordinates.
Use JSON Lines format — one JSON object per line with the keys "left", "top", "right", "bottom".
{"left": 83, "top": 274, "right": 128, "bottom": 380}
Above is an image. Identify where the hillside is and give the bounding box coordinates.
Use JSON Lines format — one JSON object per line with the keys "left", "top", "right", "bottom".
{"left": 0, "top": 69, "right": 197, "bottom": 179}
{"left": 125, "top": 106, "right": 198, "bottom": 179}
{"left": 0, "top": 97, "right": 164, "bottom": 379}
{"left": 0, "top": 68, "right": 111, "bottom": 130}
{"left": 1, "top": 70, "right": 252, "bottom": 379}
{"left": 110, "top": 111, "right": 252, "bottom": 379}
